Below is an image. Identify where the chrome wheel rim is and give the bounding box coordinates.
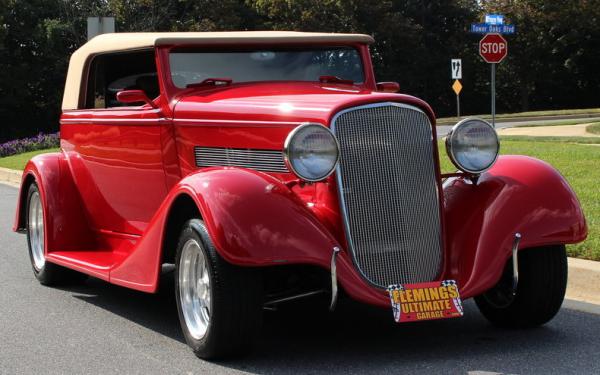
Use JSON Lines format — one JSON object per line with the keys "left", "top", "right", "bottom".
{"left": 179, "top": 238, "right": 211, "bottom": 340}
{"left": 28, "top": 190, "right": 45, "bottom": 271}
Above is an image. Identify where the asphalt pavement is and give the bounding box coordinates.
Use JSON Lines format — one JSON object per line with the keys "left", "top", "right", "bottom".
{"left": 1, "top": 182, "right": 600, "bottom": 374}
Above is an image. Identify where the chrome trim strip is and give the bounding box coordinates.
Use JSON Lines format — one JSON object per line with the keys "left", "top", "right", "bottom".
{"left": 62, "top": 108, "right": 163, "bottom": 115}
{"left": 330, "top": 246, "right": 340, "bottom": 311}
{"left": 60, "top": 117, "right": 168, "bottom": 124}
{"left": 63, "top": 117, "right": 300, "bottom": 126}
{"left": 207, "top": 103, "right": 330, "bottom": 112}
{"left": 264, "top": 290, "right": 326, "bottom": 306}
{"left": 174, "top": 118, "right": 301, "bottom": 125}
{"left": 512, "top": 233, "right": 522, "bottom": 294}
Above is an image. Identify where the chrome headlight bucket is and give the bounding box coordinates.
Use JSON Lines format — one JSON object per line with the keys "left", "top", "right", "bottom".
{"left": 284, "top": 123, "right": 340, "bottom": 182}
{"left": 445, "top": 118, "right": 500, "bottom": 174}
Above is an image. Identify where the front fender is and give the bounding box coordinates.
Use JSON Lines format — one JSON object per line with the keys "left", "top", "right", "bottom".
{"left": 178, "top": 168, "right": 340, "bottom": 266}
{"left": 109, "top": 167, "right": 344, "bottom": 292}
{"left": 444, "top": 155, "right": 587, "bottom": 298}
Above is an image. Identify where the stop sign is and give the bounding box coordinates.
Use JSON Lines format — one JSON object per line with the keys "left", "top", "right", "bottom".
{"left": 479, "top": 33, "right": 508, "bottom": 63}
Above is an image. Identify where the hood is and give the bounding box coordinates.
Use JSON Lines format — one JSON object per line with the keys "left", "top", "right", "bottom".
{"left": 172, "top": 82, "right": 436, "bottom": 126}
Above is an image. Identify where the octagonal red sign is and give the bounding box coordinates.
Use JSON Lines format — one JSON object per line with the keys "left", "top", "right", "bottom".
{"left": 479, "top": 33, "right": 508, "bottom": 63}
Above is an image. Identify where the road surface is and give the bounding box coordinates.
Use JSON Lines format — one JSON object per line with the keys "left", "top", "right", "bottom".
{"left": 1, "top": 183, "right": 599, "bottom": 374}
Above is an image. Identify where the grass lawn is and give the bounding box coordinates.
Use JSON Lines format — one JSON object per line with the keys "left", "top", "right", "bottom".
{"left": 587, "top": 122, "right": 600, "bottom": 135}
{"left": 0, "top": 148, "right": 60, "bottom": 170}
{"left": 439, "top": 136, "right": 600, "bottom": 261}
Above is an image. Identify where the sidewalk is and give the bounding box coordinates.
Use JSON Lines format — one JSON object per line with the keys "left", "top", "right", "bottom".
{"left": 497, "top": 123, "right": 600, "bottom": 137}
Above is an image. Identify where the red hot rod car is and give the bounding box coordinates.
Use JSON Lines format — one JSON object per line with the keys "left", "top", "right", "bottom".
{"left": 14, "top": 31, "right": 587, "bottom": 358}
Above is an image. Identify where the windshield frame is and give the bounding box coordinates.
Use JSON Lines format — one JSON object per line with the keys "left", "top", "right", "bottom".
{"left": 168, "top": 45, "right": 365, "bottom": 88}
{"left": 158, "top": 43, "right": 376, "bottom": 99}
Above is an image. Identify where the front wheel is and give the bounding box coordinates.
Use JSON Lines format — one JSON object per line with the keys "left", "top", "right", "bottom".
{"left": 174, "top": 219, "right": 263, "bottom": 359}
{"left": 475, "top": 245, "right": 567, "bottom": 328}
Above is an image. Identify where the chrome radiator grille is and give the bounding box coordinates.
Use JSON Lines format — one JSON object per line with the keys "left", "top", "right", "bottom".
{"left": 194, "top": 146, "right": 288, "bottom": 173}
{"left": 332, "top": 103, "right": 443, "bottom": 287}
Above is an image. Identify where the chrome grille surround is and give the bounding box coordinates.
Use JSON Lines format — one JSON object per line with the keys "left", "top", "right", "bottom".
{"left": 332, "top": 102, "right": 443, "bottom": 288}
{"left": 194, "top": 146, "right": 288, "bottom": 173}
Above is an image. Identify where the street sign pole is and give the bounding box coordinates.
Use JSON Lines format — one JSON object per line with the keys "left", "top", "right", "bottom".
{"left": 451, "top": 79, "right": 463, "bottom": 119}
{"left": 479, "top": 33, "right": 507, "bottom": 127}
{"left": 491, "top": 63, "right": 495, "bottom": 127}
{"left": 473, "top": 13, "right": 513, "bottom": 128}
{"left": 87, "top": 17, "right": 115, "bottom": 40}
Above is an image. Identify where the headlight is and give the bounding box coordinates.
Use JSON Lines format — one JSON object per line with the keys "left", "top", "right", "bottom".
{"left": 445, "top": 118, "right": 499, "bottom": 174}
{"left": 284, "top": 123, "right": 339, "bottom": 182}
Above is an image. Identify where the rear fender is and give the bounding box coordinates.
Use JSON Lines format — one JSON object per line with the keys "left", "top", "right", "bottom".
{"left": 444, "top": 155, "right": 587, "bottom": 298}
{"left": 14, "top": 152, "right": 94, "bottom": 251}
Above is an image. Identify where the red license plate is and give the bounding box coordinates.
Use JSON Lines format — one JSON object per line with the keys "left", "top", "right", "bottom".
{"left": 387, "top": 280, "right": 464, "bottom": 323}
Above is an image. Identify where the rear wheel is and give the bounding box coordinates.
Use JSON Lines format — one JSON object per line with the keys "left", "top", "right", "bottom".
{"left": 475, "top": 245, "right": 567, "bottom": 328}
{"left": 174, "top": 219, "right": 263, "bottom": 359}
{"left": 26, "top": 183, "right": 86, "bottom": 285}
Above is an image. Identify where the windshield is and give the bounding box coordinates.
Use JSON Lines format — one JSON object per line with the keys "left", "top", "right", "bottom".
{"left": 169, "top": 47, "right": 364, "bottom": 88}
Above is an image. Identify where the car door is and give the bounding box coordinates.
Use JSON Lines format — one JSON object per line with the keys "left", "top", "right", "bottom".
{"left": 61, "top": 50, "right": 167, "bottom": 235}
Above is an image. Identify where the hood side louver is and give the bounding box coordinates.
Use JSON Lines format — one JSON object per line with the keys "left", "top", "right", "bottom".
{"left": 194, "top": 146, "right": 289, "bottom": 173}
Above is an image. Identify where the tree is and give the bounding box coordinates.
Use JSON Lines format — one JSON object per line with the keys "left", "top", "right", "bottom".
{"left": 1, "top": 0, "right": 600, "bottom": 142}
{"left": 0, "top": 0, "right": 108, "bottom": 141}
{"left": 481, "top": 0, "right": 600, "bottom": 111}
{"left": 106, "top": 0, "right": 256, "bottom": 32}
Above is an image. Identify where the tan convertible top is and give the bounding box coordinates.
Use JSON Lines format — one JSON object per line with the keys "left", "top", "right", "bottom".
{"left": 62, "top": 31, "right": 375, "bottom": 110}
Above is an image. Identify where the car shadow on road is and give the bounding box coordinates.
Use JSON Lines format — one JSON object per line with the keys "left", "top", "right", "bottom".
{"left": 63, "top": 268, "right": 185, "bottom": 344}
{"left": 227, "top": 300, "right": 574, "bottom": 373}
{"left": 60, "top": 271, "right": 592, "bottom": 373}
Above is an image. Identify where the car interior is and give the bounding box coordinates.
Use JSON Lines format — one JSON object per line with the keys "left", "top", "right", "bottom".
{"left": 86, "top": 50, "right": 159, "bottom": 109}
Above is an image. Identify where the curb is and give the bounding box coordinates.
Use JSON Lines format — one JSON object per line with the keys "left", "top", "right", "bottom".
{"left": 0, "top": 167, "right": 22, "bottom": 187}
{"left": 566, "top": 257, "right": 600, "bottom": 306}
{"left": 563, "top": 299, "right": 600, "bottom": 316}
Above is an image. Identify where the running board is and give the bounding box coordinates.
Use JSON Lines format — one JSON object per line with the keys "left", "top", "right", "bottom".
{"left": 46, "top": 250, "right": 126, "bottom": 281}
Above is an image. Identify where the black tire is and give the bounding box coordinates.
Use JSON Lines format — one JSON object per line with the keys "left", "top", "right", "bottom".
{"left": 174, "top": 219, "right": 263, "bottom": 359}
{"left": 475, "top": 245, "right": 567, "bottom": 328}
{"left": 26, "top": 183, "right": 87, "bottom": 286}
